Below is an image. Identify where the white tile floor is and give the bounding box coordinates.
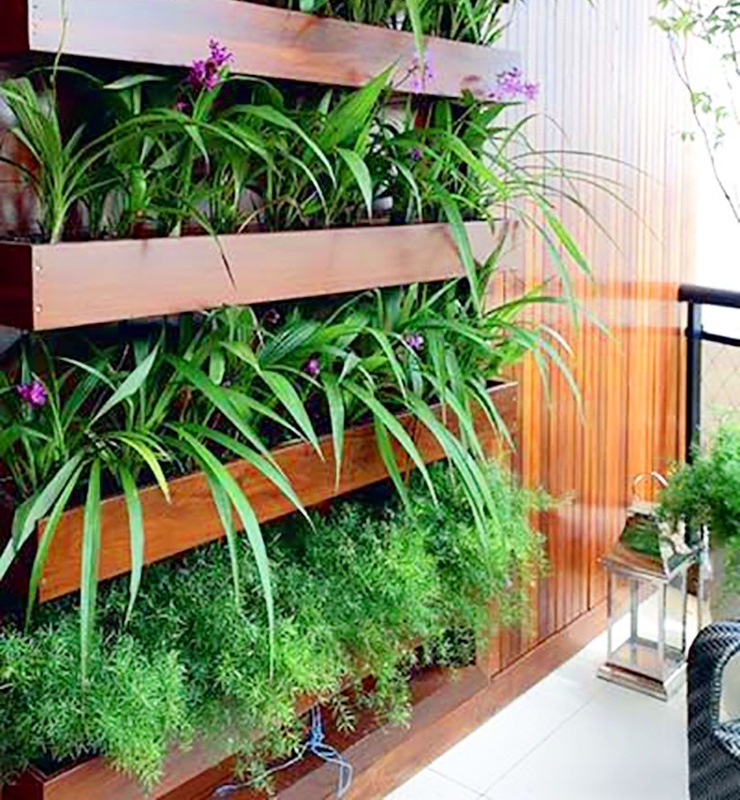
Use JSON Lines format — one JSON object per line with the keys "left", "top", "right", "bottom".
{"left": 386, "top": 628, "right": 689, "bottom": 800}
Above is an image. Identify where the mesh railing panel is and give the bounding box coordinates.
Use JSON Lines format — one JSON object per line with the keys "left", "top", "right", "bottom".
{"left": 701, "top": 340, "right": 740, "bottom": 440}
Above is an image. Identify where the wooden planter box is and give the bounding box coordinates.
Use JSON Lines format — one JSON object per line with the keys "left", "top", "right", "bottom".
{"left": 1, "top": 607, "right": 610, "bottom": 800}
{"left": 1, "top": 384, "right": 517, "bottom": 800}
{"left": 0, "top": 0, "right": 517, "bottom": 99}
{"left": 0, "top": 666, "right": 481, "bottom": 800}
{"left": 1, "top": 692, "right": 319, "bottom": 800}
{"left": 0, "top": 221, "right": 498, "bottom": 331}
{"left": 29, "top": 382, "right": 516, "bottom": 603}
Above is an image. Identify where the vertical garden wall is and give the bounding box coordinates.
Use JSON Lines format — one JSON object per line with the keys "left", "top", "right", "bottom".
{"left": 0, "top": 0, "right": 696, "bottom": 798}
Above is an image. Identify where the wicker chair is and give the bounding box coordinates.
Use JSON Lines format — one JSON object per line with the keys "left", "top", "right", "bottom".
{"left": 688, "top": 621, "right": 740, "bottom": 799}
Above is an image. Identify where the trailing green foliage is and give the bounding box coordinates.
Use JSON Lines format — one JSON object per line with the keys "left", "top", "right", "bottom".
{"left": 0, "top": 270, "right": 564, "bottom": 679}
{"left": 653, "top": 0, "right": 740, "bottom": 225}
{"left": 0, "top": 464, "right": 547, "bottom": 788}
{"left": 659, "top": 423, "right": 740, "bottom": 590}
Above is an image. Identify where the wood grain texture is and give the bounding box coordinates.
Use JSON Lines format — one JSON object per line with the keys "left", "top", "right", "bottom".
{"left": 0, "top": 222, "right": 498, "bottom": 331}
{"left": 1, "top": 694, "right": 318, "bottom": 800}
{"left": 483, "top": 0, "right": 696, "bottom": 668}
{"left": 32, "top": 383, "right": 516, "bottom": 603}
{"left": 0, "top": 0, "right": 517, "bottom": 99}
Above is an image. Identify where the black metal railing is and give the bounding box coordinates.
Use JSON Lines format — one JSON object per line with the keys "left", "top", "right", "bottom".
{"left": 679, "top": 284, "right": 740, "bottom": 460}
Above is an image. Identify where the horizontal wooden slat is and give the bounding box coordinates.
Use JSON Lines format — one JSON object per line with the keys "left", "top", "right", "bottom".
{"left": 33, "top": 383, "right": 516, "bottom": 603}
{"left": 0, "top": 0, "right": 517, "bottom": 99}
{"left": 2, "top": 600, "right": 604, "bottom": 800}
{"left": 0, "top": 222, "right": 499, "bottom": 331}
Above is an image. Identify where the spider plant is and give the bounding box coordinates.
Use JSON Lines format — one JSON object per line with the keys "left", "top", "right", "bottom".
{"left": 228, "top": 69, "right": 393, "bottom": 231}
{"left": 279, "top": 0, "right": 510, "bottom": 47}
{"left": 0, "top": 324, "right": 317, "bottom": 678}
{"left": 0, "top": 75, "right": 119, "bottom": 243}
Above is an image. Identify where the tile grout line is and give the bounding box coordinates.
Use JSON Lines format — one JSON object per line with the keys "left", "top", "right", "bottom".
{"left": 425, "top": 665, "right": 600, "bottom": 795}
{"left": 461, "top": 691, "right": 599, "bottom": 798}
{"left": 406, "top": 766, "right": 487, "bottom": 797}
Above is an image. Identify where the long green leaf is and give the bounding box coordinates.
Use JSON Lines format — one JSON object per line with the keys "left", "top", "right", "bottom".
{"left": 259, "top": 370, "right": 322, "bottom": 455}
{"left": 337, "top": 147, "right": 374, "bottom": 218}
{"left": 2, "top": 455, "right": 84, "bottom": 577}
{"left": 323, "top": 374, "right": 345, "bottom": 489}
{"left": 80, "top": 459, "right": 102, "bottom": 683}
{"left": 114, "top": 433, "right": 171, "bottom": 503}
{"left": 203, "top": 469, "right": 242, "bottom": 612}
{"left": 168, "top": 356, "right": 274, "bottom": 460}
{"left": 192, "top": 425, "right": 311, "bottom": 525}
{"left": 120, "top": 465, "right": 145, "bottom": 625}
{"left": 347, "top": 383, "right": 437, "bottom": 503}
{"left": 92, "top": 346, "right": 159, "bottom": 424}
{"left": 25, "top": 462, "right": 84, "bottom": 627}
{"left": 173, "top": 427, "right": 275, "bottom": 672}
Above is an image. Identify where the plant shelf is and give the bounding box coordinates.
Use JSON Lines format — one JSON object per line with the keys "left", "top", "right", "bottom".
{"left": 0, "top": 221, "right": 499, "bottom": 331}
{"left": 0, "top": 608, "right": 609, "bottom": 800}
{"left": 27, "top": 383, "right": 516, "bottom": 603}
{"left": 1, "top": 665, "right": 485, "bottom": 800}
{"left": 0, "top": 0, "right": 517, "bottom": 99}
{"left": 0, "top": 384, "right": 516, "bottom": 800}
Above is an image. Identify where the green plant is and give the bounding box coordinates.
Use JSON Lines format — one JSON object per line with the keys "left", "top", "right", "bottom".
{"left": 0, "top": 75, "right": 117, "bottom": 243}
{"left": 280, "top": 0, "right": 511, "bottom": 46}
{"left": 0, "top": 463, "right": 546, "bottom": 788}
{"left": 0, "top": 317, "right": 316, "bottom": 678}
{"left": 659, "top": 423, "right": 740, "bottom": 588}
{"left": 653, "top": 0, "right": 740, "bottom": 224}
{"left": 0, "top": 219, "right": 572, "bottom": 676}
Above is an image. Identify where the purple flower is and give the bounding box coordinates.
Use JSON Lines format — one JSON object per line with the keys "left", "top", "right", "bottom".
{"left": 522, "top": 81, "right": 539, "bottom": 102}
{"left": 489, "top": 67, "right": 539, "bottom": 103}
{"left": 410, "top": 147, "right": 423, "bottom": 162}
{"left": 303, "top": 357, "right": 321, "bottom": 378}
{"left": 188, "top": 59, "right": 218, "bottom": 91}
{"left": 409, "top": 50, "right": 436, "bottom": 94}
{"left": 404, "top": 333, "right": 425, "bottom": 353}
{"left": 188, "top": 40, "right": 234, "bottom": 92}
{"left": 262, "top": 308, "right": 281, "bottom": 327}
{"left": 16, "top": 379, "right": 48, "bottom": 409}
{"left": 208, "top": 38, "right": 234, "bottom": 69}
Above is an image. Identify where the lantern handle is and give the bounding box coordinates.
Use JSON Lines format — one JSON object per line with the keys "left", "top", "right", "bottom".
{"left": 631, "top": 472, "right": 668, "bottom": 504}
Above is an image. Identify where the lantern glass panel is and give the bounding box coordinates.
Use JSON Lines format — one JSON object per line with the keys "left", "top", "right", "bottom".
{"left": 599, "top": 544, "right": 696, "bottom": 700}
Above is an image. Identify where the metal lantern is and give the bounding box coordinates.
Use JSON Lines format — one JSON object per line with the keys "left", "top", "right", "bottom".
{"left": 598, "top": 473, "right": 699, "bottom": 701}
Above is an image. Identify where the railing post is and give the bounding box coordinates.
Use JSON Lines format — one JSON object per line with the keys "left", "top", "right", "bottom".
{"left": 686, "top": 300, "right": 702, "bottom": 462}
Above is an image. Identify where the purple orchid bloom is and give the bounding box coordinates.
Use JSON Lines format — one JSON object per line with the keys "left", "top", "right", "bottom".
{"left": 16, "top": 379, "right": 48, "bottom": 409}
{"left": 404, "top": 333, "right": 425, "bottom": 353}
{"left": 489, "top": 67, "right": 539, "bottom": 103}
{"left": 188, "top": 40, "right": 234, "bottom": 92}
{"left": 303, "top": 356, "right": 321, "bottom": 378}
{"left": 208, "top": 38, "right": 234, "bottom": 69}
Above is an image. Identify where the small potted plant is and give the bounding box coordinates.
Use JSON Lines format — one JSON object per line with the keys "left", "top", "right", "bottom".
{"left": 659, "top": 424, "right": 740, "bottom": 716}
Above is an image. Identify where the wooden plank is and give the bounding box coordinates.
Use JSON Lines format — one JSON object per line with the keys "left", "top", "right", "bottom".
{"left": 498, "top": 0, "right": 696, "bottom": 637}
{"left": 0, "top": 0, "right": 517, "bottom": 99}
{"left": 0, "top": 222, "right": 498, "bottom": 331}
{"left": 276, "top": 602, "right": 608, "bottom": 800}
{"left": 2, "top": 603, "right": 605, "bottom": 800}
{"left": 32, "top": 383, "right": 516, "bottom": 603}
{"left": 1, "top": 694, "right": 317, "bottom": 800}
